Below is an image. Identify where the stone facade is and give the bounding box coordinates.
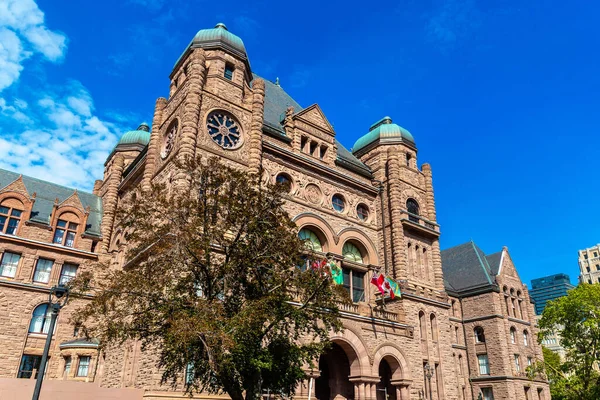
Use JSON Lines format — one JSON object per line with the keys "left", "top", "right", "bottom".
{"left": 577, "top": 243, "right": 600, "bottom": 284}
{"left": 0, "top": 23, "right": 550, "bottom": 400}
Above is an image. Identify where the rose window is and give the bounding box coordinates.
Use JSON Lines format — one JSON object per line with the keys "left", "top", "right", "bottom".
{"left": 206, "top": 111, "right": 242, "bottom": 150}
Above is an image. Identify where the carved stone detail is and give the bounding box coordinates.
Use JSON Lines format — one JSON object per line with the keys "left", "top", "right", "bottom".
{"left": 304, "top": 184, "right": 322, "bottom": 205}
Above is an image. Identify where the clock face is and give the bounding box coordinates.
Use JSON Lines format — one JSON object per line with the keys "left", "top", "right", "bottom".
{"left": 206, "top": 111, "right": 243, "bottom": 150}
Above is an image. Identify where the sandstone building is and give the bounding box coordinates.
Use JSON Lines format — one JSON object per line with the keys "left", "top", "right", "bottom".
{"left": 0, "top": 23, "right": 549, "bottom": 400}
{"left": 577, "top": 243, "right": 600, "bottom": 284}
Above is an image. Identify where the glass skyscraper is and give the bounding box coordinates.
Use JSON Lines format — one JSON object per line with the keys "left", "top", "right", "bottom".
{"left": 530, "top": 273, "right": 574, "bottom": 315}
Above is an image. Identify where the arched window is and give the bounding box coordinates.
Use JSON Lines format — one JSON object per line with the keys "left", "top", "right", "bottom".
{"left": 29, "top": 304, "right": 52, "bottom": 334}
{"left": 523, "top": 330, "right": 529, "bottom": 346}
{"left": 474, "top": 327, "right": 485, "bottom": 343}
{"left": 342, "top": 242, "right": 363, "bottom": 264}
{"left": 0, "top": 198, "right": 24, "bottom": 235}
{"left": 53, "top": 212, "right": 80, "bottom": 248}
{"left": 419, "top": 311, "right": 426, "bottom": 339}
{"left": 406, "top": 198, "right": 419, "bottom": 223}
{"left": 275, "top": 173, "right": 292, "bottom": 192}
{"left": 298, "top": 228, "right": 323, "bottom": 252}
{"left": 430, "top": 313, "right": 438, "bottom": 341}
{"left": 510, "top": 327, "right": 516, "bottom": 344}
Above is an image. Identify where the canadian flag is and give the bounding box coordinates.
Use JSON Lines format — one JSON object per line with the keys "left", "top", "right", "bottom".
{"left": 371, "top": 272, "right": 400, "bottom": 300}
{"left": 370, "top": 272, "right": 386, "bottom": 295}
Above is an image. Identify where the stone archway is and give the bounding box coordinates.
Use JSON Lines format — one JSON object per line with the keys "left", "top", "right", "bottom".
{"left": 377, "top": 358, "right": 397, "bottom": 400}
{"left": 315, "top": 342, "right": 355, "bottom": 400}
{"left": 372, "top": 345, "right": 412, "bottom": 400}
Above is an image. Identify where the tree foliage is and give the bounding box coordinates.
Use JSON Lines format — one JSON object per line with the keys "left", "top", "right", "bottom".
{"left": 72, "top": 157, "right": 347, "bottom": 400}
{"left": 537, "top": 283, "right": 600, "bottom": 400}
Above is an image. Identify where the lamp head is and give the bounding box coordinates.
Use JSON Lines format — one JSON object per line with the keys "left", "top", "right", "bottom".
{"left": 49, "top": 284, "right": 70, "bottom": 307}
{"left": 53, "top": 284, "right": 68, "bottom": 299}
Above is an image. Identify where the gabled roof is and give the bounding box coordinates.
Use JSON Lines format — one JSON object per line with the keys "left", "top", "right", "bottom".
{"left": 258, "top": 75, "right": 372, "bottom": 177}
{"left": 485, "top": 251, "right": 503, "bottom": 276}
{"left": 441, "top": 241, "right": 497, "bottom": 294}
{"left": 0, "top": 168, "right": 103, "bottom": 237}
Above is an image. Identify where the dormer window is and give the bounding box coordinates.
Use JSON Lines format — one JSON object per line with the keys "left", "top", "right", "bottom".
{"left": 0, "top": 199, "right": 24, "bottom": 235}
{"left": 224, "top": 63, "right": 234, "bottom": 80}
{"left": 53, "top": 218, "right": 78, "bottom": 247}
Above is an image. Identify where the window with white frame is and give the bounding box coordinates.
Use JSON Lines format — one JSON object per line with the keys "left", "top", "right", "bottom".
{"left": 64, "top": 356, "right": 72, "bottom": 377}
{"left": 59, "top": 263, "right": 78, "bottom": 285}
{"left": 527, "top": 357, "right": 533, "bottom": 367}
{"left": 77, "top": 356, "right": 90, "bottom": 377}
{"left": 523, "top": 330, "right": 529, "bottom": 346}
{"left": 510, "top": 327, "right": 516, "bottom": 344}
{"left": 477, "top": 354, "right": 490, "bottom": 375}
{"left": 0, "top": 251, "right": 20, "bottom": 278}
{"left": 185, "top": 362, "right": 194, "bottom": 384}
{"left": 29, "top": 304, "right": 52, "bottom": 334}
{"left": 33, "top": 258, "right": 53, "bottom": 283}
{"left": 515, "top": 354, "right": 521, "bottom": 372}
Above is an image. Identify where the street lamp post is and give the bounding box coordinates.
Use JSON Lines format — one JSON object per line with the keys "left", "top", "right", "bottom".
{"left": 32, "top": 284, "right": 70, "bottom": 400}
{"left": 423, "top": 362, "right": 434, "bottom": 400}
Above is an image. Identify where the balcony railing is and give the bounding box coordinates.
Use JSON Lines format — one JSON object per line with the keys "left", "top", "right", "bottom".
{"left": 372, "top": 309, "right": 398, "bottom": 321}
{"left": 400, "top": 210, "right": 440, "bottom": 237}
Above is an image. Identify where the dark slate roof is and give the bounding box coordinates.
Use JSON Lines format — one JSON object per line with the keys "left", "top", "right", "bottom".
{"left": 486, "top": 251, "right": 502, "bottom": 276}
{"left": 257, "top": 75, "right": 371, "bottom": 176}
{"left": 0, "top": 168, "right": 103, "bottom": 237}
{"left": 441, "top": 241, "right": 497, "bottom": 293}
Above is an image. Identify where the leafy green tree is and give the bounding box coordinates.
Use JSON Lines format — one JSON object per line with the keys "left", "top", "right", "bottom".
{"left": 72, "top": 157, "right": 346, "bottom": 400}
{"left": 537, "top": 283, "right": 600, "bottom": 400}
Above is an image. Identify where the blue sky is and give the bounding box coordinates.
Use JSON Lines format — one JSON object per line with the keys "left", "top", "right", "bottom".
{"left": 0, "top": 0, "right": 598, "bottom": 287}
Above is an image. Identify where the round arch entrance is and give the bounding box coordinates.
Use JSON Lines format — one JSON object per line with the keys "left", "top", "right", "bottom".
{"left": 315, "top": 342, "right": 355, "bottom": 400}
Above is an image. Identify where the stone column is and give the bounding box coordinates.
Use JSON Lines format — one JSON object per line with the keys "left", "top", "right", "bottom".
{"left": 421, "top": 163, "right": 436, "bottom": 222}
{"left": 431, "top": 239, "right": 444, "bottom": 292}
{"left": 173, "top": 48, "right": 207, "bottom": 189}
{"left": 386, "top": 152, "right": 407, "bottom": 279}
{"left": 248, "top": 78, "right": 265, "bottom": 176}
{"left": 100, "top": 154, "right": 124, "bottom": 252}
{"left": 141, "top": 97, "right": 168, "bottom": 191}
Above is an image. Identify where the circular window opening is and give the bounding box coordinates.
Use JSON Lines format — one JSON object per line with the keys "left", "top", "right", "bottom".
{"left": 332, "top": 194, "right": 345, "bottom": 213}
{"left": 357, "top": 204, "right": 369, "bottom": 221}
{"left": 275, "top": 173, "right": 292, "bottom": 192}
{"left": 206, "top": 110, "right": 243, "bottom": 150}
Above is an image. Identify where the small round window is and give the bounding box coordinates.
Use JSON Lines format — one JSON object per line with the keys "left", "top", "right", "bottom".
{"left": 275, "top": 173, "right": 292, "bottom": 192}
{"left": 206, "top": 110, "right": 243, "bottom": 150}
{"left": 357, "top": 204, "right": 369, "bottom": 221}
{"left": 332, "top": 194, "right": 345, "bottom": 213}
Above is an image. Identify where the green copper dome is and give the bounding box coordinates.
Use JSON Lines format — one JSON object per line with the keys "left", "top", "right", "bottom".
{"left": 352, "top": 117, "right": 415, "bottom": 154}
{"left": 117, "top": 122, "right": 151, "bottom": 147}
{"left": 191, "top": 23, "right": 246, "bottom": 57}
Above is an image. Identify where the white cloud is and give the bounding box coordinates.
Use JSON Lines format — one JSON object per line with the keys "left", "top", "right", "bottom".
{"left": 0, "top": 28, "right": 27, "bottom": 91}
{"left": 0, "top": 82, "right": 129, "bottom": 191}
{"left": 0, "top": 0, "right": 67, "bottom": 91}
{"left": 22, "top": 25, "right": 67, "bottom": 61}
